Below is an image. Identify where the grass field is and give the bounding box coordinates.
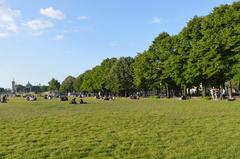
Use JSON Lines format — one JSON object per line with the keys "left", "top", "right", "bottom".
{"left": 0, "top": 98, "right": 240, "bottom": 159}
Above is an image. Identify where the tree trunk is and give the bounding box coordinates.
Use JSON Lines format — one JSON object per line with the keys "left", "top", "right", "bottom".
{"left": 158, "top": 89, "right": 161, "bottom": 97}
{"left": 145, "top": 90, "right": 148, "bottom": 97}
{"left": 228, "top": 81, "right": 233, "bottom": 99}
{"left": 202, "top": 83, "right": 207, "bottom": 97}
{"left": 238, "top": 80, "right": 240, "bottom": 96}
{"left": 166, "top": 85, "right": 170, "bottom": 98}
{"left": 196, "top": 87, "right": 200, "bottom": 96}
{"left": 220, "top": 84, "right": 224, "bottom": 100}
{"left": 183, "top": 85, "right": 187, "bottom": 97}
{"left": 165, "top": 86, "right": 167, "bottom": 97}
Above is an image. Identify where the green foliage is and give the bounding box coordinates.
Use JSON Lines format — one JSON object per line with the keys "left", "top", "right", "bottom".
{"left": 108, "top": 57, "right": 135, "bottom": 96}
{"left": 76, "top": 57, "right": 135, "bottom": 96}
{"left": 99, "top": 58, "right": 118, "bottom": 93}
{"left": 133, "top": 1, "right": 240, "bottom": 97}
{"left": 133, "top": 51, "right": 159, "bottom": 90}
{"left": 59, "top": 1, "right": 240, "bottom": 97}
{"left": 73, "top": 74, "right": 85, "bottom": 92}
{"left": 177, "top": 16, "right": 203, "bottom": 87}
{"left": 78, "top": 58, "right": 118, "bottom": 94}
{"left": 80, "top": 70, "right": 97, "bottom": 93}
{"left": 60, "top": 76, "right": 76, "bottom": 93}
{"left": 48, "top": 78, "right": 60, "bottom": 92}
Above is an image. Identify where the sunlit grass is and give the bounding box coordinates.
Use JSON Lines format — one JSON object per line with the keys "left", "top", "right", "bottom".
{"left": 0, "top": 97, "right": 240, "bottom": 158}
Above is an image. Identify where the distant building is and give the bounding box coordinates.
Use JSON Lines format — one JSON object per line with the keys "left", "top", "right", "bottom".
{"left": 12, "top": 79, "right": 17, "bottom": 95}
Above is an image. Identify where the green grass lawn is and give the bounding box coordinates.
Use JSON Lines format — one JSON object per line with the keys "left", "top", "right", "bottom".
{"left": 0, "top": 97, "right": 240, "bottom": 159}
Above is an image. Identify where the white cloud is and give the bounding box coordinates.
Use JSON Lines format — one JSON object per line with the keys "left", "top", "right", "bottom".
{"left": 24, "top": 20, "right": 53, "bottom": 31}
{"left": 78, "top": 16, "right": 89, "bottom": 20}
{"left": 0, "top": 32, "right": 8, "bottom": 37}
{"left": 54, "top": 35, "right": 64, "bottom": 40}
{"left": 0, "top": 3, "right": 21, "bottom": 37}
{"left": 152, "top": 17, "right": 161, "bottom": 24}
{"left": 40, "top": 7, "right": 65, "bottom": 20}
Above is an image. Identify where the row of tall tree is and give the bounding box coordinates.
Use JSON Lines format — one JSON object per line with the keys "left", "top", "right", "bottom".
{"left": 48, "top": 57, "right": 135, "bottom": 96}
{"left": 50, "top": 2, "right": 240, "bottom": 97}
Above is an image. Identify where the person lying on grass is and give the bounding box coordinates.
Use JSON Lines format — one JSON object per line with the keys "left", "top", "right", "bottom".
{"left": 70, "top": 98, "right": 87, "bottom": 104}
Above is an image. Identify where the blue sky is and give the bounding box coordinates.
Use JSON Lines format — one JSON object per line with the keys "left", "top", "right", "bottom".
{"left": 0, "top": 0, "right": 235, "bottom": 88}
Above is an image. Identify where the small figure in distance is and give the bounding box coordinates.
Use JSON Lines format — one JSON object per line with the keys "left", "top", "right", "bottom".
{"left": 79, "top": 99, "right": 87, "bottom": 104}
{"left": 130, "top": 94, "right": 140, "bottom": 100}
{"left": 0, "top": 95, "right": 7, "bottom": 103}
{"left": 60, "top": 96, "right": 68, "bottom": 101}
{"left": 103, "top": 95, "right": 110, "bottom": 101}
{"left": 179, "top": 96, "right": 187, "bottom": 100}
{"left": 70, "top": 98, "right": 77, "bottom": 104}
{"left": 95, "top": 94, "right": 101, "bottom": 99}
{"left": 44, "top": 95, "right": 53, "bottom": 100}
{"left": 228, "top": 98, "right": 236, "bottom": 101}
{"left": 109, "top": 95, "right": 115, "bottom": 100}
{"left": 26, "top": 95, "right": 37, "bottom": 101}
{"left": 32, "top": 96, "right": 37, "bottom": 101}
{"left": 44, "top": 95, "right": 48, "bottom": 100}
{"left": 26, "top": 95, "right": 30, "bottom": 101}
{"left": 136, "top": 95, "right": 140, "bottom": 100}
{"left": 70, "top": 98, "right": 87, "bottom": 104}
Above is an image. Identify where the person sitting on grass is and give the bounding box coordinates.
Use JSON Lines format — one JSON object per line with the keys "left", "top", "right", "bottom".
{"left": 108, "top": 95, "right": 115, "bottom": 100}
{"left": 103, "top": 96, "right": 110, "bottom": 100}
{"left": 70, "top": 98, "right": 77, "bottom": 104}
{"left": 0, "top": 95, "right": 7, "bottom": 103}
{"left": 130, "top": 94, "right": 140, "bottom": 100}
{"left": 79, "top": 99, "right": 86, "bottom": 104}
{"left": 179, "top": 96, "right": 186, "bottom": 100}
{"left": 26, "top": 95, "right": 37, "bottom": 101}
{"left": 60, "top": 96, "right": 68, "bottom": 101}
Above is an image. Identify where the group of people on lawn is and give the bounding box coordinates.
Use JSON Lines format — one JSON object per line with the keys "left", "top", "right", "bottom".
{"left": 210, "top": 87, "right": 227, "bottom": 100}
